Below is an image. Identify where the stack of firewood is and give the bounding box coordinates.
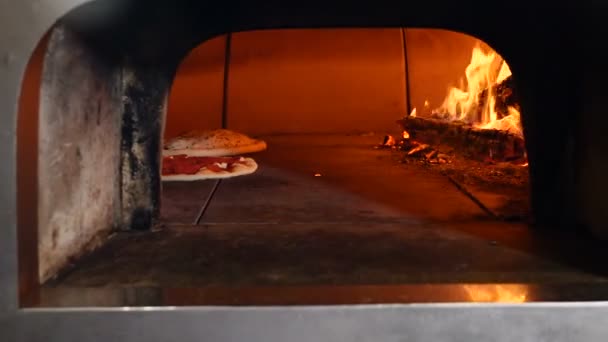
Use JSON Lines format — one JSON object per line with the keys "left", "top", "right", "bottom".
{"left": 396, "top": 116, "right": 526, "bottom": 163}
{"left": 378, "top": 75, "right": 525, "bottom": 164}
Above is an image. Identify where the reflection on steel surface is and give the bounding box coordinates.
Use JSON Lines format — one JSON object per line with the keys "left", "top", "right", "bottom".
{"left": 36, "top": 283, "right": 608, "bottom": 307}
{"left": 463, "top": 284, "right": 528, "bottom": 303}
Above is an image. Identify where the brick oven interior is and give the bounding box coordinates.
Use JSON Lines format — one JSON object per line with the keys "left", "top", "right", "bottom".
{"left": 16, "top": 1, "right": 608, "bottom": 307}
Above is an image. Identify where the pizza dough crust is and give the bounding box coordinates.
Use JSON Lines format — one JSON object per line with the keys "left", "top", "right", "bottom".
{"left": 163, "top": 129, "right": 267, "bottom": 157}
{"left": 162, "top": 157, "right": 258, "bottom": 181}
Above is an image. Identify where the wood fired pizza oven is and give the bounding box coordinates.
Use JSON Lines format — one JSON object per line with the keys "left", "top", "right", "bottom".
{"left": 12, "top": 0, "right": 608, "bottom": 305}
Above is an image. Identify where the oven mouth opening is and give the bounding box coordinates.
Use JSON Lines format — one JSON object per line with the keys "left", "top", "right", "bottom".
{"left": 16, "top": 21, "right": 608, "bottom": 308}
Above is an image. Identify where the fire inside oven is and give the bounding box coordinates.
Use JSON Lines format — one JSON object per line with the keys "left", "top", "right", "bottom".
{"left": 18, "top": 26, "right": 608, "bottom": 307}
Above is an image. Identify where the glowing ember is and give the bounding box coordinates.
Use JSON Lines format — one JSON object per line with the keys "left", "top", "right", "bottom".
{"left": 463, "top": 284, "right": 528, "bottom": 303}
{"left": 383, "top": 135, "right": 397, "bottom": 147}
{"left": 402, "top": 130, "right": 410, "bottom": 139}
{"left": 314, "top": 173, "right": 322, "bottom": 177}
{"left": 433, "top": 44, "right": 522, "bottom": 136}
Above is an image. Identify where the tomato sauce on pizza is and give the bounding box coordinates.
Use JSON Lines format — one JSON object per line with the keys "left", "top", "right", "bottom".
{"left": 162, "top": 155, "right": 247, "bottom": 176}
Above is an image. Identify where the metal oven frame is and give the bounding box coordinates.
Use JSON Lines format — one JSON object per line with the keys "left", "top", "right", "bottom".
{"left": 2, "top": 1, "right": 608, "bottom": 341}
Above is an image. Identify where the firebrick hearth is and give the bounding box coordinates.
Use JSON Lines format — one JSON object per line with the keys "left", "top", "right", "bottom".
{"left": 38, "top": 133, "right": 608, "bottom": 306}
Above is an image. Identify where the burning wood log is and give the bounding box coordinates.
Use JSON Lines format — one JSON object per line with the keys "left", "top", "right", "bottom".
{"left": 397, "top": 116, "right": 526, "bottom": 163}
{"left": 477, "top": 75, "right": 519, "bottom": 121}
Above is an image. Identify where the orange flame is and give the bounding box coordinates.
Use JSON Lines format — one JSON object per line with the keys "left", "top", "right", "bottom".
{"left": 402, "top": 130, "right": 410, "bottom": 139}
{"left": 433, "top": 44, "right": 522, "bottom": 136}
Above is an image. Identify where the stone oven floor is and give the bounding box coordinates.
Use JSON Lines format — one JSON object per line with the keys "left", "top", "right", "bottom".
{"left": 41, "top": 134, "right": 608, "bottom": 306}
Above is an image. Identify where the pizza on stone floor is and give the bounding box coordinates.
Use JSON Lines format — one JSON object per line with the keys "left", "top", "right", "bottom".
{"left": 162, "top": 129, "right": 267, "bottom": 181}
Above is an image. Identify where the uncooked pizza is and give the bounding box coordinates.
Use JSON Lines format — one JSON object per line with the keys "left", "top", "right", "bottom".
{"left": 163, "top": 129, "right": 267, "bottom": 157}
{"left": 162, "top": 155, "right": 258, "bottom": 181}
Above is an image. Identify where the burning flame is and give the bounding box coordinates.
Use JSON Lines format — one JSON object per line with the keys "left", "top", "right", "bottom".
{"left": 409, "top": 107, "right": 417, "bottom": 118}
{"left": 463, "top": 284, "right": 529, "bottom": 303}
{"left": 402, "top": 130, "right": 410, "bottom": 139}
{"left": 433, "top": 44, "right": 522, "bottom": 136}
